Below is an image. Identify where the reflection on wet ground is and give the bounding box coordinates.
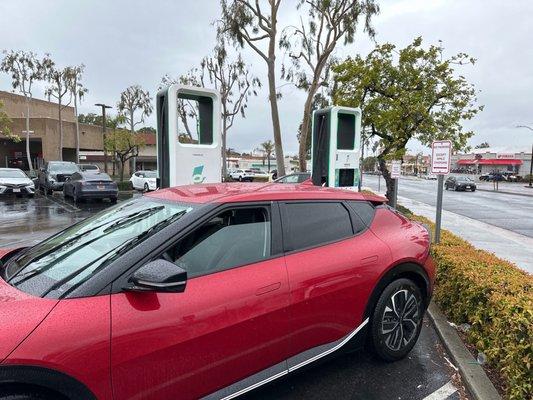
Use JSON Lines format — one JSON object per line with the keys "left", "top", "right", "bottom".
{"left": 0, "top": 192, "right": 140, "bottom": 247}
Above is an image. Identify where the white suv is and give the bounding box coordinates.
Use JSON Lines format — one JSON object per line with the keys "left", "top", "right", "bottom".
{"left": 229, "top": 169, "right": 254, "bottom": 182}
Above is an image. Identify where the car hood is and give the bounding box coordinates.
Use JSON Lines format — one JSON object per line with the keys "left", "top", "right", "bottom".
{"left": 0, "top": 271, "right": 58, "bottom": 362}
{"left": 0, "top": 177, "right": 32, "bottom": 185}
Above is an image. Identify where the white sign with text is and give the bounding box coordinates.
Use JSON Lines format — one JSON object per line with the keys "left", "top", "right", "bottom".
{"left": 431, "top": 140, "right": 452, "bottom": 174}
{"left": 391, "top": 160, "right": 402, "bottom": 179}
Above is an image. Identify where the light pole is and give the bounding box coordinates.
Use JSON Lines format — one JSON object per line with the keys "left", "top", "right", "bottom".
{"left": 516, "top": 125, "right": 533, "bottom": 188}
{"left": 95, "top": 103, "right": 112, "bottom": 174}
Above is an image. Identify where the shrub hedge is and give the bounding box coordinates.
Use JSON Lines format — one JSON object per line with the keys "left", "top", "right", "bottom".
{"left": 400, "top": 209, "right": 532, "bottom": 399}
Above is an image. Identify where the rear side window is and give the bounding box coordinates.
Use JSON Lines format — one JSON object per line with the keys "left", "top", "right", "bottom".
{"left": 347, "top": 201, "right": 375, "bottom": 227}
{"left": 283, "top": 202, "right": 353, "bottom": 251}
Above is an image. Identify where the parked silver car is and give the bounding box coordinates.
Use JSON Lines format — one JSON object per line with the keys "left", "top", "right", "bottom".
{"left": 0, "top": 168, "right": 35, "bottom": 197}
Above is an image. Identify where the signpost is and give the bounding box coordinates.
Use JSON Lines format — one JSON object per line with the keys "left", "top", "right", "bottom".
{"left": 431, "top": 140, "right": 452, "bottom": 243}
{"left": 390, "top": 159, "right": 401, "bottom": 208}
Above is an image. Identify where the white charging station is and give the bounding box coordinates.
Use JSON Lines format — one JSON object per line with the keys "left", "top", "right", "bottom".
{"left": 310, "top": 106, "right": 362, "bottom": 189}
{"left": 156, "top": 84, "right": 222, "bottom": 188}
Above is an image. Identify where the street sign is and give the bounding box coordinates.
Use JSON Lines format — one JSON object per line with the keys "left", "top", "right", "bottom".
{"left": 391, "top": 160, "right": 402, "bottom": 179}
{"left": 431, "top": 140, "right": 452, "bottom": 175}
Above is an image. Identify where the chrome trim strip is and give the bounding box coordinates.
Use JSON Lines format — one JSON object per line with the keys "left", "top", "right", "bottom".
{"left": 219, "top": 370, "right": 289, "bottom": 400}
{"left": 288, "top": 317, "right": 369, "bottom": 372}
{"left": 210, "top": 318, "right": 369, "bottom": 400}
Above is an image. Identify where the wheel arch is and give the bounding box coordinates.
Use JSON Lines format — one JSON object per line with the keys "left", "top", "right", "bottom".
{"left": 0, "top": 365, "right": 96, "bottom": 400}
{"left": 363, "top": 262, "right": 430, "bottom": 322}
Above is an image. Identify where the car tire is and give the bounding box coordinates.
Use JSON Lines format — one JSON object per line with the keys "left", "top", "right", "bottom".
{"left": 238, "top": 176, "right": 243, "bottom": 182}
{"left": 369, "top": 278, "right": 424, "bottom": 362}
{"left": 144, "top": 183, "right": 149, "bottom": 192}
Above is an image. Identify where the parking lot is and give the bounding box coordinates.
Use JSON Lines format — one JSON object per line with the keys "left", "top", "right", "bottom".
{"left": 0, "top": 192, "right": 467, "bottom": 400}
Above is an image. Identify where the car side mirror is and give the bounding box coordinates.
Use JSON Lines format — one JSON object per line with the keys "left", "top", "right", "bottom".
{"left": 126, "top": 259, "right": 187, "bottom": 293}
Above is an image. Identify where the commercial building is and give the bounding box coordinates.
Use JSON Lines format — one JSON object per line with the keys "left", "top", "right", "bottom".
{"left": 451, "top": 149, "right": 532, "bottom": 176}
{"left": 0, "top": 90, "right": 104, "bottom": 170}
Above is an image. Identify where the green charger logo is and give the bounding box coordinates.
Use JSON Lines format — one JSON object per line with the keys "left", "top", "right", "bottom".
{"left": 192, "top": 165, "right": 206, "bottom": 184}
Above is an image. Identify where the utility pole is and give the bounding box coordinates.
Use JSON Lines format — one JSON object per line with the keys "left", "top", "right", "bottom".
{"left": 95, "top": 103, "right": 112, "bottom": 174}
{"left": 516, "top": 125, "right": 533, "bottom": 188}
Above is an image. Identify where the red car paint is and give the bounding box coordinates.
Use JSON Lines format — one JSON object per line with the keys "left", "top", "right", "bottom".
{"left": 0, "top": 182, "right": 434, "bottom": 400}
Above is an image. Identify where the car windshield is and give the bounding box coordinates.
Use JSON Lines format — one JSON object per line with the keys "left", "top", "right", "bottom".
{"left": 49, "top": 162, "right": 79, "bottom": 173}
{"left": 2, "top": 197, "right": 195, "bottom": 298}
{"left": 0, "top": 169, "right": 27, "bottom": 179}
{"left": 457, "top": 177, "right": 473, "bottom": 182}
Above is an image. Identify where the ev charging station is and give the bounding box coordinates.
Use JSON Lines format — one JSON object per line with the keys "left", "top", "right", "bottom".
{"left": 156, "top": 84, "right": 222, "bottom": 188}
{"left": 310, "top": 106, "right": 362, "bottom": 190}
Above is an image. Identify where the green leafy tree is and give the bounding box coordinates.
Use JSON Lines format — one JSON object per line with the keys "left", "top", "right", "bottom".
{"left": 361, "top": 156, "right": 377, "bottom": 172}
{"left": 333, "top": 37, "right": 483, "bottom": 199}
{"left": 105, "top": 128, "right": 145, "bottom": 182}
{"left": 0, "top": 100, "right": 19, "bottom": 142}
{"left": 217, "top": 0, "right": 287, "bottom": 176}
{"left": 280, "top": 0, "right": 379, "bottom": 171}
{"left": 1, "top": 50, "right": 54, "bottom": 170}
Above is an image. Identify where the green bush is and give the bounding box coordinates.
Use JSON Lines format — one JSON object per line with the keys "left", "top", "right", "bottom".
{"left": 116, "top": 181, "right": 132, "bottom": 191}
{"left": 408, "top": 213, "right": 532, "bottom": 399}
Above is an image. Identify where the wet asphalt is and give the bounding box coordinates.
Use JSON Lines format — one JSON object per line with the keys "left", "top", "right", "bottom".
{"left": 0, "top": 192, "right": 466, "bottom": 400}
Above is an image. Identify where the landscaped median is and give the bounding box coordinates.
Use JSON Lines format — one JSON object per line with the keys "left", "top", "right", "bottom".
{"left": 397, "top": 205, "right": 532, "bottom": 400}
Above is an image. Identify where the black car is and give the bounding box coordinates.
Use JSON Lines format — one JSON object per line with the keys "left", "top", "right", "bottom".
{"left": 445, "top": 176, "right": 477, "bottom": 191}
{"left": 37, "top": 161, "right": 80, "bottom": 195}
{"left": 63, "top": 171, "right": 118, "bottom": 203}
{"left": 479, "top": 172, "right": 505, "bottom": 182}
{"left": 274, "top": 172, "right": 311, "bottom": 183}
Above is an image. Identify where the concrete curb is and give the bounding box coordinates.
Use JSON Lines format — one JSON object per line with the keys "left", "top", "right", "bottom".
{"left": 427, "top": 301, "right": 501, "bottom": 400}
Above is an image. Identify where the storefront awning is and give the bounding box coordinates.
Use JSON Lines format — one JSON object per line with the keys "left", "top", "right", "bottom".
{"left": 457, "top": 159, "right": 523, "bottom": 165}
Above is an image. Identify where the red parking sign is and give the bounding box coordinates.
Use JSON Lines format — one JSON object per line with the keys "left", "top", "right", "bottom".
{"left": 431, "top": 140, "right": 452, "bottom": 175}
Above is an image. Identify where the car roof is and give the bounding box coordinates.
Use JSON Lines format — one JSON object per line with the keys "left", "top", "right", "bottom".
{"left": 147, "top": 182, "right": 386, "bottom": 204}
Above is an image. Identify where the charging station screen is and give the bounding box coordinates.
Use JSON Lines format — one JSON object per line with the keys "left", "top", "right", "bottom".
{"left": 337, "top": 113, "right": 356, "bottom": 150}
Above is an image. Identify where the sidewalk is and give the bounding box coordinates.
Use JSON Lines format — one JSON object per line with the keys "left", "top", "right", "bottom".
{"left": 398, "top": 195, "right": 533, "bottom": 274}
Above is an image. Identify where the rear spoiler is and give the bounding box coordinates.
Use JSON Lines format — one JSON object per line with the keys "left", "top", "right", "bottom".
{"left": 361, "top": 193, "right": 388, "bottom": 206}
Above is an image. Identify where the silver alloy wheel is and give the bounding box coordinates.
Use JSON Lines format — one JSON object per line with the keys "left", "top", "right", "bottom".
{"left": 381, "top": 289, "right": 420, "bottom": 351}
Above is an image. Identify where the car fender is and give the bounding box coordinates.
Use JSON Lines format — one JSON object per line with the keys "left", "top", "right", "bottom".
{"left": 0, "top": 365, "right": 96, "bottom": 400}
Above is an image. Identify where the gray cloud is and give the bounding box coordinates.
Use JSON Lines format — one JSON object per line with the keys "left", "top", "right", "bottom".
{"left": 1, "top": 0, "right": 532, "bottom": 155}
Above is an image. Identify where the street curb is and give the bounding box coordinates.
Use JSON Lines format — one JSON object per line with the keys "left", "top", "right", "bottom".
{"left": 427, "top": 301, "right": 501, "bottom": 400}
{"left": 476, "top": 188, "right": 533, "bottom": 198}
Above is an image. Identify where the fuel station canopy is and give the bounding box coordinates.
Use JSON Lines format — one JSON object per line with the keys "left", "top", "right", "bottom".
{"left": 311, "top": 106, "right": 362, "bottom": 189}
{"left": 156, "top": 84, "right": 221, "bottom": 188}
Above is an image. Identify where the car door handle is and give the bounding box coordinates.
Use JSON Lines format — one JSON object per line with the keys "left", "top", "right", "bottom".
{"left": 255, "top": 282, "right": 281, "bottom": 296}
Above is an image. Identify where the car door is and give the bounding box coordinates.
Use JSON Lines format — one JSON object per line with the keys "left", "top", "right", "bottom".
{"left": 110, "top": 203, "right": 291, "bottom": 400}
{"left": 280, "top": 200, "right": 389, "bottom": 369}
{"left": 131, "top": 172, "right": 140, "bottom": 189}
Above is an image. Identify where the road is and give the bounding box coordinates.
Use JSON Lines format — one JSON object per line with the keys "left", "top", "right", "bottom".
{"left": 363, "top": 174, "right": 533, "bottom": 238}
{"left": 0, "top": 192, "right": 468, "bottom": 400}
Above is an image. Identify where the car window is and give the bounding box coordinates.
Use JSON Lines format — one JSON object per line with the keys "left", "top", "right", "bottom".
{"left": 145, "top": 171, "right": 157, "bottom": 178}
{"left": 297, "top": 174, "right": 310, "bottom": 183}
{"left": 3, "top": 198, "right": 195, "bottom": 298}
{"left": 160, "top": 207, "right": 271, "bottom": 278}
{"left": 347, "top": 201, "right": 375, "bottom": 229}
{"left": 283, "top": 202, "right": 353, "bottom": 251}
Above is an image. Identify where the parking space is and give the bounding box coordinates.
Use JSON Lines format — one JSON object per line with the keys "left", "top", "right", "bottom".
{"left": 0, "top": 192, "right": 467, "bottom": 400}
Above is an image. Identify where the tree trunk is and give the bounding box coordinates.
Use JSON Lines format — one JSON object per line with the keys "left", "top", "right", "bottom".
{"left": 378, "top": 156, "right": 394, "bottom": 202}
{"left": 120, "top": 159, "right": 125, "bottom": 183}
{"left": 267, "top": 60, "right": 285, "bottom": 177}
{"left": 267, "top": 6, "right": 285, "bottom": 177}
{"left": 58, "top": 98, "right": 63, "bottom": 161}
{"left": 222, "top": 118, "right": 227, "bottom": 180}
{"left": 25, "top": 98, "right": 32, "bottom": 171}
{"left": 129, "top": 111, "right": 136, "bottom": 173}
{"left": 74, "top": 78, "right": 80, "bottom": 164}
{"left": 298, "top": 80, "right": 319, "bottom": 172}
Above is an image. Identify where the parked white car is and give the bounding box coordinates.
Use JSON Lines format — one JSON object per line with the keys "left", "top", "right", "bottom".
{"left": 130, "top": 170, "right": 158, "bottom": 191}
{"left": 0, "top": 168, "right": 35, "bottom": 197}
{"left": 229, "top": 169, "right": 254, "bottom": 182}
{"left": 424, "top": 174, "right": 437, "bottom": 180}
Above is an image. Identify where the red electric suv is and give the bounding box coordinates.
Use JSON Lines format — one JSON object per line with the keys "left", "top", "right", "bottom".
{"left": 0, "top": 182, "right": 434, "bottom": 400}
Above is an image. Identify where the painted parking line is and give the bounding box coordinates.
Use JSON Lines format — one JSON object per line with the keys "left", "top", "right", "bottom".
{"left": 422, "top": 381, "right": 457, "bottom": 400}
{"left": 44, "top": 194, "right": 81, "bottom": 212}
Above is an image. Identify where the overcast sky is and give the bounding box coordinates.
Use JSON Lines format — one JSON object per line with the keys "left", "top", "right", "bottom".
{"left": 1, "top": 0, "right": 532, "bottom": 155}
